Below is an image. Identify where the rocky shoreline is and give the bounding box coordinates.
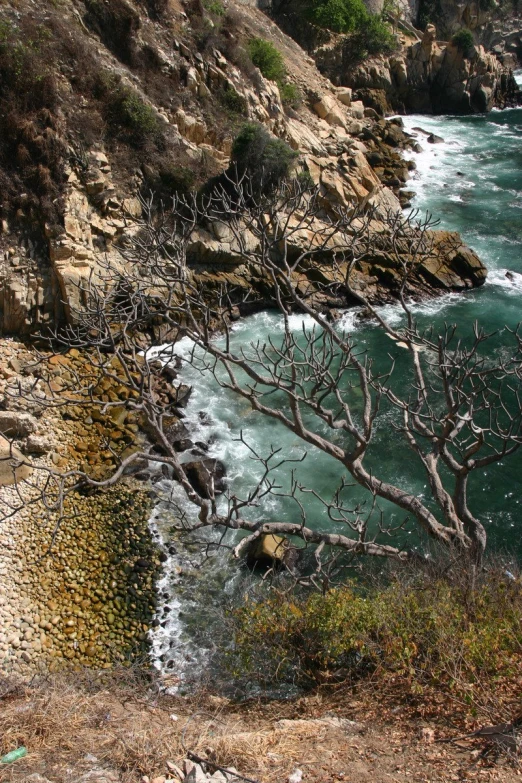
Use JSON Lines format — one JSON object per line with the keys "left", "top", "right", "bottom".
{"left": 0, "top": 339, "right": 166, "bottom": 676}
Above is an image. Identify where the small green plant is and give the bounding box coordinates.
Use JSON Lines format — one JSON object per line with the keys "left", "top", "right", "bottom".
{"left": 219, "top": 85, "right": 248, "bottom": 116}
{"left": 308, "top": 0, "right": 367, "bottom": 33}
{"left": 230, "top": 122, "right": 297, "bottom": 193}
{"left": 204, "top": 0, "right": 226, "bottom": 15}
{"left": 247, "top": 38, "right": 287, "bottom": 83}
{"left": 307, "top": 0, "right": 396, "bottom": 60}
{"left": 279, "top": 82, "right": 302, "bottom": 109}
{"left": 247, "top": 38, "right": 301, "bottom": 112}
{"left": 451, "top": 28, "right": 475, "bottom": 54}
{"left": 98, "top": 75, "right": 161, "bottom": 146}
{"left": 347, "top": 14, "right": 396, "bottom": 59}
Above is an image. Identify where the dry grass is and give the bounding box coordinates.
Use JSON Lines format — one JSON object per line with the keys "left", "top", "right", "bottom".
{"left": 1, "top": 668, "right": 521, "bottom": 783}
{"left": 0, "top": 668, "right": 331, "bottom": 783}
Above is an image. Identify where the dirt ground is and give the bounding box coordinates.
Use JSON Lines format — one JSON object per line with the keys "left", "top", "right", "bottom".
{"left": 0, "top": 672, "right": 520, "bottom": 783}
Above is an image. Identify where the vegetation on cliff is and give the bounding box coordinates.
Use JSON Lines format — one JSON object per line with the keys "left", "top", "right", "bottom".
{"left": 230, "top": 562, "right": 522, "bottom": 715}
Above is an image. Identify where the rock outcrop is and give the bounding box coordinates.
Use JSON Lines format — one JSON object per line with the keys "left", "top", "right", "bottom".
{"left": 0, "top": 0, "right": 494, "bottom": 338}
{"left": 319, "top": 24, "right": 521, "bottom": 114}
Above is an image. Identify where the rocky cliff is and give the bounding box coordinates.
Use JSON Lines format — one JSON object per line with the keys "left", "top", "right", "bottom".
{"left": 0, "top": 0, "right": 489, "bottom": 336}
{"left": 325, "top": 22, "right": 521, "bottom": 113}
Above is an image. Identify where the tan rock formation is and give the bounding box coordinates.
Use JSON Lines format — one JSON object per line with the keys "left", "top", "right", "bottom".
{"left": 333, "top": 24, "right": 519, "bottom": 113}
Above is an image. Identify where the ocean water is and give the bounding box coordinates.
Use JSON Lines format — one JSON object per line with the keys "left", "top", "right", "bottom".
{"left": 149, "top": 77, "right": 522, "bottom": 685}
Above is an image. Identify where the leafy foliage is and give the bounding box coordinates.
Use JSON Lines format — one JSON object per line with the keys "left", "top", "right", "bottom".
{"left": 204, "top": 0, "right": 226, "bottom": 15}
{"left": 231, "top": 569, "right": 522, "bottom": 708}
{"left": 247, "top": 37, "right": 287, "bottom": 83}
{"left": 219, "top": 85, "right": 248, "bottom": 116}
{"left": 348, "top": 14, "right": 396, "bottom": 58}
{"left": 308, "top": 0, "right": 367, "bottom": 33}
{"left": 451, "top": 28, "right": 475, "bottom": 54}
{"left": 280, "top": 81, "right": 302, "bottom": 108}
{"left": 96, "top": 75, "right": 162, "bottom": 147}
{"left": 247, "top": 38, "right": 301, "bottom": 111}
{"left": 231, "top": 123, "right": 298, "bottom": 193}
{"left": 307, "top": 0, "right": 396, "bottom": 60}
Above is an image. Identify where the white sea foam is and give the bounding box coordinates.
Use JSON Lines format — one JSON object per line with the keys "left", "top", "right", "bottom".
{"left": 487, "top": 269, "right": 522, "bottom": 293}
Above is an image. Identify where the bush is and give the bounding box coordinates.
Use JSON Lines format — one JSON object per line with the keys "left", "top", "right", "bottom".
{"left": 96, "top": 75, "right": 161, "bottom": 147}
{"left": 347, "top": 14, "right": 396, "bottom": 60}
{"left": 306, "top": 0, "right": 396, "bottom": 60}
{"left": 204, "top": 0, "right": 226, "bottom": 15}
{"left": 231, "top": 123, "right": 297, "bottom": 193}
{"left": 219, "top": 85, "right": 248, "bottom": 116}
{"left": 230, "top": 568, "right": 522, "bottom": 711}
{"left": 247, "top": 38, "right": 287, "bottom": 83}
{"left": 246, "top": 38, "right": 301, "bottom": 112}
{"left": 280, "top": 82, "right": 302, "bottom": 109}
{"left": 451, "top": 28, "right": 475, "bottom": 54}
{"left": 308, "top": 0, "right": 367, "bottom": 33}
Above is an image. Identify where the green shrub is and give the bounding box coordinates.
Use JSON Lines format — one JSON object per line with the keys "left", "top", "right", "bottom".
{"left": 308, "top": 0, "right": 367, "bottom": 33}
{"left": 219, "top": 85, "right": 248, "bottom": 116}
{"left": 306, "top": 0, "right": 395, "bottom": 60}
{"left": 231, "top": 122, "right": 297, "bottom": 192}
{"left": 230, "top": 570, "right": 522, "bottom": 710}
{"left": 347, "top": 14, "right": 396, "bottom": 59}
{"left": 451, "top": 28, "right": 475, "bottom": 54}
{"left": 246, "top": 38, "right": 301, "bottom": 112}
{"left": 204, "top": 0, "right": 226, "bottom": 15}
{"left": 97, "top": 75, "right": 161, "bottom": 146}
{"left": 247, "top": 38, "right": 287, "bottom": 83}
{"left": 280, "top": 82, "right": 302, "bottom": 109}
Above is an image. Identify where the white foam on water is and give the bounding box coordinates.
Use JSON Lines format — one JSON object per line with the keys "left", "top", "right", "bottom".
{"left": 487, "top": 269, "right": 522, "bottom": 293}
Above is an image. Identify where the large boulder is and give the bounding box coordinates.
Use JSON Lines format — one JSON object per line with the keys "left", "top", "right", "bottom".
{"left": 185, "top": 458, "right": 226, "bottom": 498}
{"left": 0, "top": 411, "right": 38, "bottom": 438}
{"left": 0, "top": 435, "right": 32, "bottom": 486}
{"left": 246, "top": 532, "right": 299, "bottom": 569}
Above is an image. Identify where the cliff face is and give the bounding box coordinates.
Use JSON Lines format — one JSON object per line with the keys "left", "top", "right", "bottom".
{"left": 404, "top": 0, "right": 522, "bottom": 54}
{"left": 323, "top": 23, "right": 521, "bottom": 113}
{"left": 0, "top": 0, "right": 488, "bottom": 335}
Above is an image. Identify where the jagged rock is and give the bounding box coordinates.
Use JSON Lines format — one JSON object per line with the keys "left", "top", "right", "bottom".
{"left": 185, "top": 458, "right": 227, "bottom": 498}
{"left": 184, "top": 762, "right": 208, "bottom": 782}
{"left": 164, "top": 420, "right": 192, "bottom": 450}
{"left": 335, "top": 26, "right": 521, "bottom": 114}
{"left": 335, "top": 86, "right": 352, "bottom": 106}
{"left": 246, "top": 533, "right": 299, "bottom": 569}
{"left": 0, "top": 435, "right": 32, "bottom": 486}
{"left": 313, "top": 93, "right": 348, "bottom": 128}
{"left": 0, "top": 411, "right": 38, "bottom": 438}
{"left": 24, "top": 434, "right": 54, "bottom": 455}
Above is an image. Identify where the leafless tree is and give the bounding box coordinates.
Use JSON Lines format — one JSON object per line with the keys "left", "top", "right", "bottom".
{"left": 2, "top": 174, "right": 522, "bottom": 572}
